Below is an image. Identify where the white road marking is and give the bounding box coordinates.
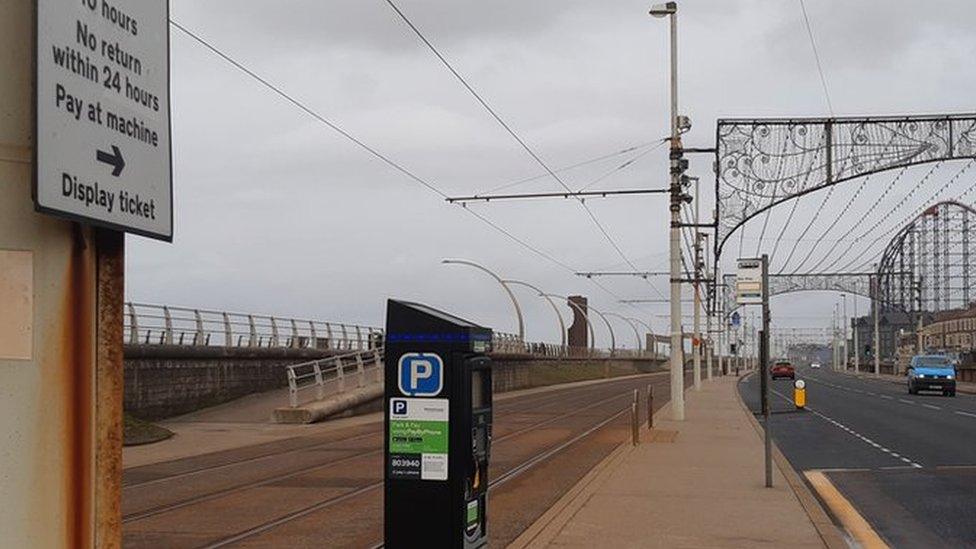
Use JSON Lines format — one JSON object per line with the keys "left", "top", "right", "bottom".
{"left": 898, "top": 399, "right": 914, "bottom": 404}
{"left": 770, "top": 389, "right": 924, "bottom": 469}
{"left": 922, "top": 404, "right": 941, "bottom": 410}
{"left": 955, "top": 411, "right": 976, "bottom": 418}
{"left": 880, "top": 395, "right": 894, "bottom": 400}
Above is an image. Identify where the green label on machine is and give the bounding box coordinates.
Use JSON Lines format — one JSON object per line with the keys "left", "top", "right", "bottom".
{"left": 389, "top": 398, "right": 449, "bottom": 481}
{"left": 466, "top": 500, "right": 479, "bottom": 526}
{"left": 389, "top": 420, "right": 448, "bottom": 454}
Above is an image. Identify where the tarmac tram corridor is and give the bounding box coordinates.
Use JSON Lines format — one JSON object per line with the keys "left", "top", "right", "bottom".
{"left": 739, "top": 366, "right": 976, "bottom": 547}
{"left": 122, "top": 372, "right": 691, "bottom": 548}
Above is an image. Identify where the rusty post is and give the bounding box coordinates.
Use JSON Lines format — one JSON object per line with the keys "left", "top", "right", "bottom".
{"left": 647, "top": 384, "right": 654, "bottom": 430}
{"left": 631, "top": 389, "right": 639, "bottom": 445}
{"left": 94, "top": 229, "right": 124, "bottom": 549}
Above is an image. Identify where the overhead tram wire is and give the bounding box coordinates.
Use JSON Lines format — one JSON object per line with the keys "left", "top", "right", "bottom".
{"left": 168, "top": 21, "right": 447, "bottom": 200}
{"left": 382, "top": 0, "right": 666, "bottom": 300}
{"left": 575, "top": 142, "right": 665, "bottom": 192}
{"left": 798, "top": 0, "right": 834, "bottom": 115}
{"left": 476, "top": 140, "right": 665, "bottom": 197}
{"left": 169, "top": 20, "right": 651, "bottom": 313}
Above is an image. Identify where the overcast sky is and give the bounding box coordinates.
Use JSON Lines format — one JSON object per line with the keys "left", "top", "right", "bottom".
{"left": 125, "top": 0, "right": 976, "bottom": 348}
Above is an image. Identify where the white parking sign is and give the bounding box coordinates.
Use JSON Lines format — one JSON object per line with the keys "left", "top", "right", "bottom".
{"left": 35, "top": 0, "right": 172, "bottom": 241}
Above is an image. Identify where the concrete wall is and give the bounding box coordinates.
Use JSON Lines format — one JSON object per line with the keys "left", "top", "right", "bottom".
{"left": 492, "top": 356, "right": 664, "bottom": 393}
{"left": 124, "top": 346, "right": 666, "bottom": 421}
{"left": 124, "top": 345, "right": 343, "bottom": 420}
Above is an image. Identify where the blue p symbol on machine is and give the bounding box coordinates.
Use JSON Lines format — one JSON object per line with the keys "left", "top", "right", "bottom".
{"left": 398, "top": 353, "right": 443, "bottom": 396}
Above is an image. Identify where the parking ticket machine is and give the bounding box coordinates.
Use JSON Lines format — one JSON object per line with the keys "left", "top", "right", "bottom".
{"left": 384, "top": 300, "right": 493, "bottom": 549}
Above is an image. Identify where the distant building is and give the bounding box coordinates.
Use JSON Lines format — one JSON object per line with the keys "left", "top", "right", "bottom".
{"left": 920, "top": 303, "right": 976, "bottom": 353}
{"left": 851, "top": 310, "right": 915, "bottom": 365}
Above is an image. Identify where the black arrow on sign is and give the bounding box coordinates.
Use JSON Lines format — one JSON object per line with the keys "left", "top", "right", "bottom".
{"left": 96, "top": 145, "right": 125, "bottom": 177}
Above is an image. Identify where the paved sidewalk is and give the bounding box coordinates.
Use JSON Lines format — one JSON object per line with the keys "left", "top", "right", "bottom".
{"left": 513, "top": 376, "right": 831, "bottom": 548}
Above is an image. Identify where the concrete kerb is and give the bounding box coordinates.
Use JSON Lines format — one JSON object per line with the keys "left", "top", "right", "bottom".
{"left": 734, "top": 372, "right": 849, "bottom": 549}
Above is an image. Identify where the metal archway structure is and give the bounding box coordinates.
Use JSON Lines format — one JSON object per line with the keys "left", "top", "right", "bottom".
{"left": 876, "top": 200, "right": 976, "bottom": 314}
{"left": 714, "top": 114, "right": 976, "bottom": 259}
{"left": 721, "top": 272, "right": 873, "bottom": 318}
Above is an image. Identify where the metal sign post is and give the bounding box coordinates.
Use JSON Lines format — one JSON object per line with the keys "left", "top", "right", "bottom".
{"left": 738, "top": 256, "right": 772, "bottom": 488}
{"left": 1, "top": 1, "right": 172, "bottom": 546}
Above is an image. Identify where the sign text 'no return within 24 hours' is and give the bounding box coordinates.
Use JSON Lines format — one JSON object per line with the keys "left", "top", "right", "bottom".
{"left": 35, "top": 0, "right": 172, "bottom": 241}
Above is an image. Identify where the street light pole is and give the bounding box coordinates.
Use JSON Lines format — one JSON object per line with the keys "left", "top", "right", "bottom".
{"left": 832, "top": 303, "right": 838, "bottom": 371}
{"left": 854, "top": 294, "right": 860, "bottom": 373}
{"left": 505, "top": 280, "right": 566, "bottom": 349}
{"left": 693, "top": 177, "right": 702, "bottom": 391}
{"left": 873, "top": 270, "right": 881, "bottom": 376}
{"left": 651, "top": 0, "right": 684, "bottom": 420}
{"left": 586, "top": 305, "right": 618, "bottom": 357}
{"left": 842, "top": 293, "right": 848, "bottom": 371}
{"left": 607, "top": 313, "right": 643, "bottom": 354}
{"left": 442, "top": 258, "right": 524, "bottom": 341}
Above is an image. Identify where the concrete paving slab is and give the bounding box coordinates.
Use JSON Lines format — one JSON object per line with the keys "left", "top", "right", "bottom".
{"left": 516, "top": 377, "right": 828, "bottom": 548}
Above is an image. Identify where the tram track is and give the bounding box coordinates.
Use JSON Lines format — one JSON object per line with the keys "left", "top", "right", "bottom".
{"left": 123, "top": 372, "right": 687, "bottom": 548}
{"left": 122, "top": 376, "right": 648, "bottom": 524}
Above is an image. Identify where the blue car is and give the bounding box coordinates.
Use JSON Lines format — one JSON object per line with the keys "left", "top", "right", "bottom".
{"left": 907, "top": 355, "right": 957, "bottom": 397}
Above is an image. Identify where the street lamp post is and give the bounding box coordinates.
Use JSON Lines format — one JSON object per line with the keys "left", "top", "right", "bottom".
{"left": 586, "top": 304, "right": 617, "bottom": 357}
{"left": 505, "top": 280, "right": 566, "bottom": 350}
{"left": 442, "top": 258, "right": 524, "bottom": 341}
{"left": 853, "top": 294, "right": 860, "bottom": 373}
{"left": 606, "top": 313, "right": 643, "bottom": 355}
{"left": 650, "top": 0, "right": 684, "bottom": 420}
{"left": 842, "top": 293, "right": 848, "bottom": 371}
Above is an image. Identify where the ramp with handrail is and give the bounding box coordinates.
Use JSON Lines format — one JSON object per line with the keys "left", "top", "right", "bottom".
{"left": 284, "top": 347, "right": 384, "bottom": 408}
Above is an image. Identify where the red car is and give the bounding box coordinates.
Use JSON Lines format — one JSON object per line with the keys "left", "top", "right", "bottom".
{"left": 770, "top": 360, "right": 796, "bottom": 380}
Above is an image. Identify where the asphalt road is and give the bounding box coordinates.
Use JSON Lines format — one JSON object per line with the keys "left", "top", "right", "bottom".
{"left": 739, "top": 365, "right": 976, "bottom": 547}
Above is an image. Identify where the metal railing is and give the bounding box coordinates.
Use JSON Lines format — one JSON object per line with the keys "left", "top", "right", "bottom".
{"left": 286, "top": 346, "right": 384, "bottom": 408}
{"left": 124, "top": 302, "right": 665, "bottom": 360}
{"left": 124, "top": 302, "right": 383, "bottom": 351}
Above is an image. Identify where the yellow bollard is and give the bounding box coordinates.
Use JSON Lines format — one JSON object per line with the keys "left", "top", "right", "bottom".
{"left": 794, "top": 379, "right": 806, "bottom": 409}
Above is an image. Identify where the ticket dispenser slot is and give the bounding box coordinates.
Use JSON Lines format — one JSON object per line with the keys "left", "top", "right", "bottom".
{"left": 464, "top": 357, "right": 492, "bottom": 543}
{"left": 384, "top": 300, "right": 493, "bottom": 549}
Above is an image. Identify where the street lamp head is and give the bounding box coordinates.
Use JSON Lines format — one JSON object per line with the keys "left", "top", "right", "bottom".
{"left": 649, "top": 2, "right": 677, "bottom": 17}
{"left": 677, "top": 114, "right": 692, "bottom": 133}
